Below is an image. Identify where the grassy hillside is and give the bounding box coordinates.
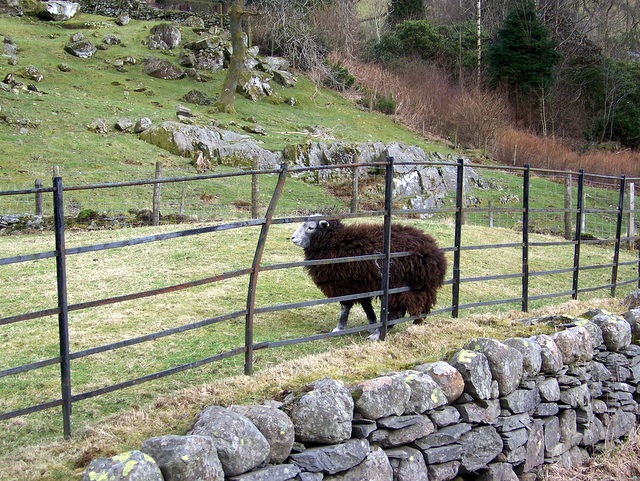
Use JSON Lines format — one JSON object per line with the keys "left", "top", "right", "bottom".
{"left": 0, "top": 12, "right": 450, "bottom": 191}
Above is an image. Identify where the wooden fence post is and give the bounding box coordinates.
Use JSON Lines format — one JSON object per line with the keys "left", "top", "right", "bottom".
{"left": 564, "top": 174, "right": 572, "bottom": 240}
{"left": 35, "top": 179, "right": 43, "bottom": 217}
{"left": 488, "top": 200, "right": 494, "bottom": 228}
{"left": 350, "top": 162, "right": 359, "bottom": 214}
{"left": 153, "top": 161, "right": 162, "bottom": 226}
{"left": 251, "top": 159, "right": 259, "bottom": 219}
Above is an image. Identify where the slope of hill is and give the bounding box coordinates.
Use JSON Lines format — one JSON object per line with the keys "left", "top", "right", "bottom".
{"left": 0, "top": 10, "right": 451, "bottom": 192}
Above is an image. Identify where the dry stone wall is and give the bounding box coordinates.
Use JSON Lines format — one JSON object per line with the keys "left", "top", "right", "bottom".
{"left": 77, "top": 0, "right": 226, "bottom": 27}
{"left": 82, "top": 307, "right": 640, "bottom": 481}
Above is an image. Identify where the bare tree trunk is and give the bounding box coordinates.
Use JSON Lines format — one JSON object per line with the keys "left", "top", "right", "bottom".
{"left": 217, "top": 0, "right": 247, "bottom": 114}
{"left": 476, "top": 0, "right": 482, "bottom": 86}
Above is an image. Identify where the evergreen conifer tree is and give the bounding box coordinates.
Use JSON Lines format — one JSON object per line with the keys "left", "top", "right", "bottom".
{"left": 486, "top": 1, "right": 560, "bottom": 94}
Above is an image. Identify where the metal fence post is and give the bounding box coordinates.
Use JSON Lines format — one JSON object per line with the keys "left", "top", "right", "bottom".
{"left": 522, "top": 165, "right": 530, "bottom": 312}
{"left": 245, "top": 164, "right": 288, "bottom": 375}
{"left": 53, "top": 171, "right": 72, "bottom": 439}
{"left": 611, "top": 175, "right": 626, "bottom": 297}
{"left": 379, "top": 156, "right": 394, "bottom": 341}
{"left": 572, "top": 170, "right": 585, "bottom": 299}
{"left": 452, "top": 158, "right": 464, "bottom": 318}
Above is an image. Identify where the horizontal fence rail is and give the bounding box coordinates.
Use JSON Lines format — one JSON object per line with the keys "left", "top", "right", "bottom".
{"left": 1, "top": 158, "right": 640, "bottom": 439}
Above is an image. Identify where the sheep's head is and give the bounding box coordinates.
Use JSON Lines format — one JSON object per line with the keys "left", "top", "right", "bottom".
{"left": 291, "top": 217, "right": 329, "bottom": 249}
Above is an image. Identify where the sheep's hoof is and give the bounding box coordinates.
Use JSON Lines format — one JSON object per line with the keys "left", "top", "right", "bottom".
{"left": 332, "top": 327, "right": 343, "bottom": 333}
{"left": 367, "top": 331, "right": 381, "bottom": 342}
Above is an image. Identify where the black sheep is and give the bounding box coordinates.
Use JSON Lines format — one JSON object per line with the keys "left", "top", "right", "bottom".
{"left": 291, "top": 217, "right": 447, "bottom": 340}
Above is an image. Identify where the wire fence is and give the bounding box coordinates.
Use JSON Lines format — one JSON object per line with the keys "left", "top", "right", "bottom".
{"left": 1, "top": 158, "right": 639, "bottom": 439}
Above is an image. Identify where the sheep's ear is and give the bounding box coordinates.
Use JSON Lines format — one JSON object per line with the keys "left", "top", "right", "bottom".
{"left": 318, "top": 220, "right": 329, "bottom": 229}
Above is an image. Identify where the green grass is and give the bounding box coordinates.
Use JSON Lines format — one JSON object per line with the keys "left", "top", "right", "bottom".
{"left": 1, "top": 218, "right": 637, "bottom": 457}
{"left": 0, "top": 13, "right": 449, "bottom": 191}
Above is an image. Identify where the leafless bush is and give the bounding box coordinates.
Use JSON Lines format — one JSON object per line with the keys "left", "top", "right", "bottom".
{"left": 492, "top": 128, "right": 640, "bottom": 177}
{"left": 251, "top": 0, "right": 328, "bottom": 74}
{"left": 310, "top": 0, "right": 363, "bottom": 59}
{"left": 449, "top": 88, "right": 512, "bottom": 149}
{"left": 342, "top": 57, "right": 459, "bottom": 137}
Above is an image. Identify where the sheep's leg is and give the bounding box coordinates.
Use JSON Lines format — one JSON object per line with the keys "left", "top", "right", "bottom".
{"left": 360, "top": 298, "right": 377, "bottom": 328}
{"left": 333, "top": 301, "right": 353, "bottom": 332}
{"left": 367, "top": 308, "right": 404, "bottom": 341}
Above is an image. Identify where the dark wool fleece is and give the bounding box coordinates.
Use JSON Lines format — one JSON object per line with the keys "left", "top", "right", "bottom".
{"left": 303, "top": 220, "right": 447, "bottom": 317}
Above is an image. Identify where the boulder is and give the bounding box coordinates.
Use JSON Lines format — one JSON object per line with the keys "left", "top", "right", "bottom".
{"left": 38, "top": 0, "right": 79, "bottom": 21}
{"left": 189, "top": 406, "right": 270, "bottom": 477}
{"left": 448, "top": 349, "right": 493, "bottom": 400}
{"left": 140, "top": 434, "right": 224, "bottom": 481}
{"left": 237, "top": 73, "right": 272, "bottom": 101}
{"left": 65, "top": 40, "right": 96, "bottom": 58}
{"left": 352, "top": 375, "right": 411, "bottom": 420}
{"left": 138, "top": 121, "right": 283, "bottom": 168}
{"left": 81, "top": 451, "right": 163, "bottom": 481}
{"left": 148, "top": 23, "right": 181, "bottom": 50}
{"left": 133, "top": 117, "right": 152, "bottom": 134}
{"left": 115, "top": 13, "right": 130, "bottom": 25}
{"left": 551, "top": 326, "right": 594, "bottom": 365}
{"left": 229, "top": 404, "right": 295, "bottom": 464}
{"left": 142, "top": 57, "right": 185, "bottom": 80}
{"left": 288, "top": 377, "right": 353, "bottom": 444}
{"left": 0, "top": 0, "right": 22, "bottom": 16}
{"left": 463, "top": 338, "right": 523, "bottom": 396}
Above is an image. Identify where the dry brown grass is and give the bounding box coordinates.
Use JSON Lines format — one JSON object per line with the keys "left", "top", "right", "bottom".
{"left": 544, "top": 429, "right": 640, "bottom": 481}
{"left": 493, "top": 128, "right": 640, "bottom": 178}
{"left": 1, "top": 297, "right": 627, "bottom": 481}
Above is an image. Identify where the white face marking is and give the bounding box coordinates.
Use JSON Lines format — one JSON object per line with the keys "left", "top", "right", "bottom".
{"left": 291, "top": 220, "right": 319, "bottom": 249}
{"left": 291, "top": 218, "right": 327, "bottom": 249}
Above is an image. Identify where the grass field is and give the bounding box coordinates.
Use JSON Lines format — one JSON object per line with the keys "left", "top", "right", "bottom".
{"left": 1, "top": 216, "right": 638, "bottom": 459}
{"left": 1, "top": 9, "right": 640, "bottom": 481}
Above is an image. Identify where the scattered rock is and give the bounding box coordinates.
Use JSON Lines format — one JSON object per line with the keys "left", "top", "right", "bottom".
{"left": 115, "top": 13, "right": 130, "bottom": 26}
{"left": 142, "top": 56, "right": 185, "bottom": 80}
{"left": 65, "top": 40, "right": 97, "bottom": 58}
{"left": 181, "top": 88, "right": 214, "bottom": 105}
{"left": 37, "top": 0, "right": 79, "bottom": 21}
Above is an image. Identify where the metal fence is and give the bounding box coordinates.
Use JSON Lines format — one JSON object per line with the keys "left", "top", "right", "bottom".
{"left": 1, "top": 158, "right": 639, "bottom": 439}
